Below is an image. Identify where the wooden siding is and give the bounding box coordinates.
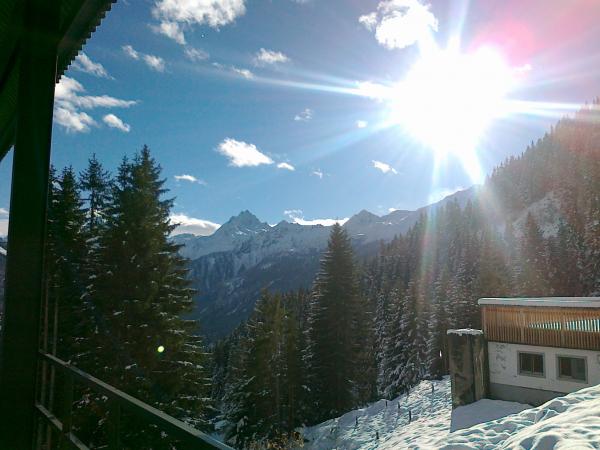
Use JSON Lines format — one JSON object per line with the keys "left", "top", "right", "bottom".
{"left": 482, "top": 305, "right": 600, "bottom": 350}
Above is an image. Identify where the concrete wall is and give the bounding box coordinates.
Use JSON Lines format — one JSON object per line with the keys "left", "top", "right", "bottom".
{"left": 488, "top": 341, "right": 600, "bottom": 405}
{"left": 447, "top": 329, "right": 489, "bottom": 408}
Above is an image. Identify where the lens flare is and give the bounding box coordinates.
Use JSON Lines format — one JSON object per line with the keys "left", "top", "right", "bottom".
{"left": 388, "top": 43, "right": 516, "bottom": 182}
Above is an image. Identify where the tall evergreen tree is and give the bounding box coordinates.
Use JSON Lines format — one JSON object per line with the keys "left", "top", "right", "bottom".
{"left": 44, "top": 166, "right": 88, "bottom": 361}
{"left": 94, "top": 146, "right": 211, "bottom": 446}
{"left": 304, "top": 224, "right": 363, "bottom": 422}
{"left": 79, "top": 153, "right": 112, "bottom": 236}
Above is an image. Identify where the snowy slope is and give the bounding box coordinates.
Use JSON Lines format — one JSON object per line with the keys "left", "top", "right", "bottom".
{"left": 513, "top": 191, "right": 563, "bottom": 238}
{"left": 301, "top": 377, "right": 528, "bottom": 450}
{"left": 439, "top": 383, "right": 600, "bottom": 449}
{"left": 303, "top": 376, "right": 600, "bottom": 449}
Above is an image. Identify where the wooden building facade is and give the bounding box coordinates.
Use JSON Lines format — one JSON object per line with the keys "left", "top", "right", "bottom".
{"left": 479, "top": 297, "right": 600, "bottom": 406}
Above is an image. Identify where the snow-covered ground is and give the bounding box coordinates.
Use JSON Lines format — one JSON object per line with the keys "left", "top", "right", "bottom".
{"left": 303, "top": 377, "right": 600, "bottom": 449}
{"left": 440, "top": 383, "right": 600, "bottom": 449}
{"left": 301, "top": 377, "right": 528, "bottom": 449}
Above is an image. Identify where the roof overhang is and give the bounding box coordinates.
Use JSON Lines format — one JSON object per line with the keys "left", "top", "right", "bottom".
{"left": 478, "top": 297, "right": 600, "bottom": 308}
{"left": 0, "top": 0, "right": 116, "bottom": 163}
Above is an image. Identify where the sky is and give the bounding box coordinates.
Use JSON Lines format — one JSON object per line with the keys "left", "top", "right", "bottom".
{"left": 2, "top": 0, "right": 600, "bottom": 236}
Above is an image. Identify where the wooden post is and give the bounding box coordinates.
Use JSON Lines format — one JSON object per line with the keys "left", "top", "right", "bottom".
{"left": 108, "top": 399, "right": 122, "bottom": 450}
{"left": 0, "top": 0, "right": 60, "bottom": 447}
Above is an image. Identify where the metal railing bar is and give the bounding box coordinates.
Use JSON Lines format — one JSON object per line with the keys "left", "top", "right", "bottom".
{"left": 38, "top": 351, "right": 232, "bottom": 450}
{"left": 35, "top": 403, "right": 89, "bottom": 450}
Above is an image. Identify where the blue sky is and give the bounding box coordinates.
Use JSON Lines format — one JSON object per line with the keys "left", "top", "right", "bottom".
{"left": 2, "top": 0, "right": 600, "bottom": 236}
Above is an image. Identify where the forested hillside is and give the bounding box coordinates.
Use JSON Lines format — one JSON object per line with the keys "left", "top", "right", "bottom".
{"left": 7, "top": 103, "right": 600, "bottom": 449}
{"left": 213, "top": 102, "right": 600, "bottom": 448}
{"left": 40, "top": 149, "right": 212, "bottom": 448}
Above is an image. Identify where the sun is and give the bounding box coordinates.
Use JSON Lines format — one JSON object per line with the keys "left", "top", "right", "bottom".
{"left": 388, "top": 42, "right": 515, "bottom": 180}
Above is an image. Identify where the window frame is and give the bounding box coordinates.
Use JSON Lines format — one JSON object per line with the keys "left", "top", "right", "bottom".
{"left": 518, "top": 351, "right": 545, "bottom": 378}
{"left": 556, "top": 355, "right": 588, "bottom": 383}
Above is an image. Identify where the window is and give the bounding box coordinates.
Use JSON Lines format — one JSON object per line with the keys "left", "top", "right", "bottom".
{"left": 557, "top": 356, "right": 587, "bottom": 382}
{"left": 518, "top": 352, "right": 545, "bottom": 377}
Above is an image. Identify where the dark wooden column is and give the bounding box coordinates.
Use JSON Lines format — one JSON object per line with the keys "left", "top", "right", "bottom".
{"left": 0, "top": 0, "right": 60, "bottom": 447}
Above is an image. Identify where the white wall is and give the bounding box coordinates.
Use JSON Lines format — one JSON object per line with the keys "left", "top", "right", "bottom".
{"left": 488, "top": 341, "right": 600, "bottom": 394}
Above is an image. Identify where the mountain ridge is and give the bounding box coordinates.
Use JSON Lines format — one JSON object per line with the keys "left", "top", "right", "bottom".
{"left": 177, "top": 186, "right": 481, "bottom": 339}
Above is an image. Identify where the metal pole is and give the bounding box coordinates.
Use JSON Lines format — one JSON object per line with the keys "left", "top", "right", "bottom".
{"left": 0, "top": 0, "right": 60, "bottom": 447}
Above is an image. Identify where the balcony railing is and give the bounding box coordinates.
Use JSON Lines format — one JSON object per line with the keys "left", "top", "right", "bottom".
{"left": 36, "top": 351, "right": 232, "bottom": 450}
{"left": 481, "top": 305, "right": 600, "bottom": 350}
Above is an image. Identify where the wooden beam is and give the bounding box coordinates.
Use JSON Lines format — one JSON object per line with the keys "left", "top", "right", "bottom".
{"left": 0, "top": 0, "right": 61, "bottom": 447}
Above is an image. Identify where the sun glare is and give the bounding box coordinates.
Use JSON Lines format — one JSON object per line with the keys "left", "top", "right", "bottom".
{"left": 388, "top": 43, "right": 515, "bottom": 179}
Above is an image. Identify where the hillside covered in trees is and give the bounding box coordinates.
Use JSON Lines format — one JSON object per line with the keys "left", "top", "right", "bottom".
{"left": 213, "top": 102, "right": 600, "bottom": 447}
{"left": 11, "top": 102, "right": 600, "bottom": 449}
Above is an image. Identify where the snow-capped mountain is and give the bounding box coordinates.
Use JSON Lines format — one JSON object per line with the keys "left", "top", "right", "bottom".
{"left": 176, "top": 187, "right": 480, "bottom": 340}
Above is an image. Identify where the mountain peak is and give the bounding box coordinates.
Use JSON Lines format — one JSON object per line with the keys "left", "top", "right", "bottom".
{"left": 217, "top": 210, "right": 268, "bottom": 235}
{"left": 345, "top": 209, "right": 380, "bottom": 227}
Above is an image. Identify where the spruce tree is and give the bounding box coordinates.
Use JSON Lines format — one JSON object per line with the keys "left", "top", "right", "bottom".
{"left": 44, "top": 166, "right": 88, "bottom": 362}
{"left": 94, "top": 146, "right": 211, "bottom": 446}
{"left": 304, "top": 223, "right": 362, "bottom": 422}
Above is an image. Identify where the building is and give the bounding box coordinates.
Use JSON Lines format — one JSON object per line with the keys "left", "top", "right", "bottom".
{"left": 480, "top": 297, "right": 600, "bottom": 406}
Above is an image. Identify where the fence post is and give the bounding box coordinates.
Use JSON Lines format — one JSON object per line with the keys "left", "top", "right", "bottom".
{"left": 58, "top": 371, "right": 74, "bottom": 449}
{"left": 108, "top": 399, "right": 121, "bottom": 450}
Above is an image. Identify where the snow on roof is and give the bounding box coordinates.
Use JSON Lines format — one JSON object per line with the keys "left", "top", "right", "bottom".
{"left": 0, "top": 246, "right": 5, "bottom": 256}
{"left": 478, "top": 297, "right": 600, "bottom": 308}
{"left": 447, "top": 329, "right": 483, "bottom": 336}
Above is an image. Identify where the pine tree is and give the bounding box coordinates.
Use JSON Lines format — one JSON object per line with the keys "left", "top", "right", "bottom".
{"left": 518, "top": 213, "right": 548, "bottom": 295}
{"left": 44, "top": 166, "right": 88, "bottom": 362}
{"left": 304, "top": 224, "right": 363, "bottom": 422}
{"left": 78, "top": 155, "right": 113, "bottom": 374}
{"left": 79, "top": 153, "right": 111, "bottom": 236}
{"left": 94, "top": 146, "right": 211, "bottom": 446}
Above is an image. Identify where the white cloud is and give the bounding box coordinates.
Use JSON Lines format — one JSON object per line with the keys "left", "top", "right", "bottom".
{"left": 170, "top": 214, "right": 220, "bottom": 236}
{"left": 231, "top": 66, "right": 254, "bottom": 79}
{"left": 372, "top": 160, "right": 398, "bottom": 174}
{"left": 294, "top": 108, "right": 313, "bottom": 122}
{"left": 217, "top": 138, "right": 273, "bottom": 167}
{"left": 355, "top": 81, "right": 390, "bottom": 100}
{"left": 53, "top": 77, "right": 136, "bottom": 133}
{"left": 0, "top": 208, "right": 8, "bottom": 216}
{"left": 151, "top": 21, "right": 186, "bottom": 45}
{"left": 123, "top": 45, "right": 165, "bottom": 72}
{"left": 284, "top": 209, "right": 348, "bottom": 226}
{"left": 54, "top": 107, "right": 97, "bottom": 133}
{"left": 122, "top": 44, "right": 139, "bottom": 59}
{"left": 358, "top": 12, "right": 378, "bottom": 30}
{"left": 359, "top": 0, "right": 438, "bottom": 50}
{"left": 55, "top": 77, "right": 137, "bottom": 109}
{"left": 144, "top": 54, "right": 166, "bottom": 72}
{"left": 174, "top": 174, "right": 206, "bottom": 184}
{"left": 356, "top": 120, "right": 368, "bottom": 128}
{"left": 185, "top": 47, "right": 209, "bottom": 61}
{"left": 152, "top": 0, "right": 246, "bottom": 44}
{"left": 388, "top": 207, "right": 399, "bottom": 212}
{"left": 253, "top": 48, "right": 290, "bottom": 66}
{"left": 72, "top": 53, "right": 111, "bottom": 78}
{"left": 102, "top": 114, "right": 131, "bottom": 132}
{"left": 277, "top": 162, "right": 295, "bottom": 171}
{"left": 311, "top": 169, "right": 324, "bottom": 179}
{"left": 212, "top": 62, "right": 255, "bottom": 79}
